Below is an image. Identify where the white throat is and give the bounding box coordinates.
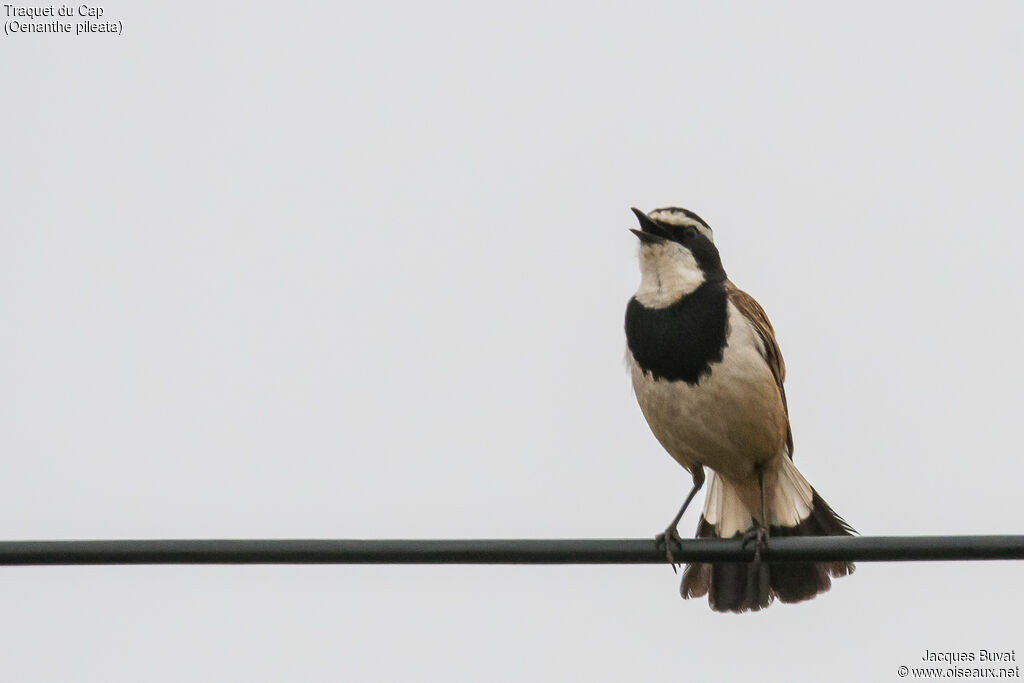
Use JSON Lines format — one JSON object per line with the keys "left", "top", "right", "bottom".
{"left": 634, "top": 242, "right": 705, "bottom": 309}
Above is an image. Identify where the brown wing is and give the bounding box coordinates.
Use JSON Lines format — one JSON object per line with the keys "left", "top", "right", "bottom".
{"left": 725, "top": 280, "right": 795, "bottom": 458}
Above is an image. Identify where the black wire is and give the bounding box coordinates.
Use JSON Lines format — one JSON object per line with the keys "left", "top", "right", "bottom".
{"left": 0, "top": 536, "right": 1022, "bottom": 565}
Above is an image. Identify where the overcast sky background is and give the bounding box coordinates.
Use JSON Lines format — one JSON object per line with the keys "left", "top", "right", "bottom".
{"left": 3, "top": 2, "right": 1023, "bottom": 681}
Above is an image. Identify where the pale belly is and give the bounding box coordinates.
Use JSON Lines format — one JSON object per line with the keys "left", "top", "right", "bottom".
{"left": 629, "top": 311, "right": 787, "bottom": 482}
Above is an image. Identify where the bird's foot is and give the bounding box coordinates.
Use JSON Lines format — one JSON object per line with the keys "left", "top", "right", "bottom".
{"left": 655, "top": 527, "right": 685, "bottom": 573}
{"left": 741, "top": 523, "right": 770, "bottom": 564}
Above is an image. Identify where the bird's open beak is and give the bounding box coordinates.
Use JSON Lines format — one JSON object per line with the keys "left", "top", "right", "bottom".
{"left": 630, "top": 207, "right": 669, "bottom": 244}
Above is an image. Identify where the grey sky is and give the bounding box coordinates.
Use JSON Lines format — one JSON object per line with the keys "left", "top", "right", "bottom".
{"left": 2, "top": 2, "right": 1023, "bottom": 681}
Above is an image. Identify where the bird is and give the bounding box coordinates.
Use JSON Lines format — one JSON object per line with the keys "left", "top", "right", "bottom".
{"left": 624, "top": 206, "right": 854, "bottom": 613}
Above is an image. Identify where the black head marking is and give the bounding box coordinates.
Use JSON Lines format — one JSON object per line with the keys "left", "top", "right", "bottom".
{"left": 630, "top": 208, "right": 726, "bottom": 283}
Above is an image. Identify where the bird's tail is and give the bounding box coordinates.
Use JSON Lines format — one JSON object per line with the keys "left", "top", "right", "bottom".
{"left": 680, "top": 456, "right": 855, "bottom": 613}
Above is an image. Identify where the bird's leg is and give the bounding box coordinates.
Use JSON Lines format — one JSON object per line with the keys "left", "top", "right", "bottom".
{"left": 655, "top": 467, "right": 705, "bottom": 573}
{"left": 741, "top": 465, "right": 770, "bottom": 564}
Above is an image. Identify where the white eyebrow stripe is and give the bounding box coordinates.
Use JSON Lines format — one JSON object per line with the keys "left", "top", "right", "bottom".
{"left": 648, "top": 210, "right": 715, "bottom": 244}
{"left": 648, "top": 210, "right": 705, "bottom": 228}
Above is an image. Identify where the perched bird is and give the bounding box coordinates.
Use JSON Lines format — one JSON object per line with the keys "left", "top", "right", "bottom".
{"left": 624, "top": 206, "right": 854, "bottom": 613}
